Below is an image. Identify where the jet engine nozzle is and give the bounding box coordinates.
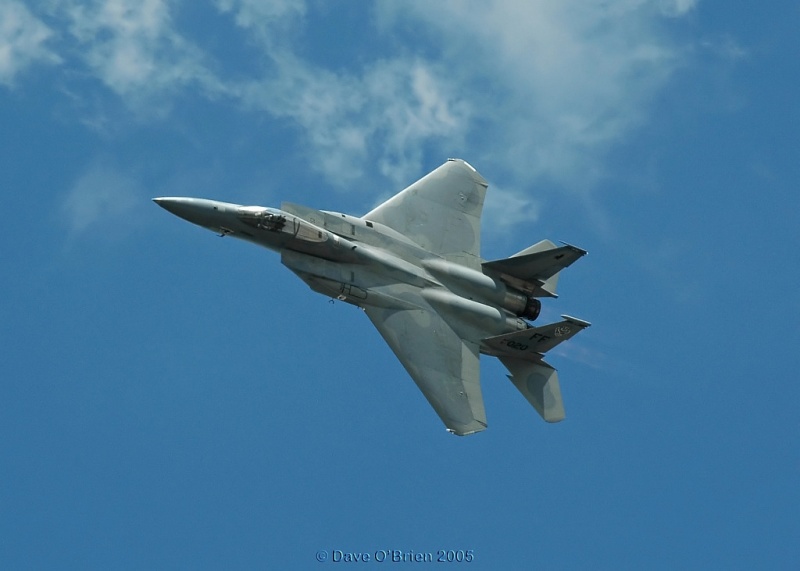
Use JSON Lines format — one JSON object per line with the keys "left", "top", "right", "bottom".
{"left": 521, "top": 297, "right": 541, "bottom": 321}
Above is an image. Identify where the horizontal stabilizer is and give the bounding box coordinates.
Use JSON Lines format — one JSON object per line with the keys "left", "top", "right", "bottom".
{"left": 481, "top": 315, "right": 591, "bottom": 361}
{"left": 500, "top": 357, "right": 565, "bottom": 422}
{"left": 482, "top": 241, "right": 586, "bottom": 297}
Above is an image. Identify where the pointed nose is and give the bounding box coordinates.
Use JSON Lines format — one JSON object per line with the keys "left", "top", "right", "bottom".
{"left": 153, "top": 197, "right": 227, "bottom": 228}
{"left": 153, "top": 197, "right": 196, "bottom": 219}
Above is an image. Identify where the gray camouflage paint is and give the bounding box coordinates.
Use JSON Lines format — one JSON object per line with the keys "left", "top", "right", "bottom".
{"left": 154, "top": 159, "right": 589, "bottom": 435}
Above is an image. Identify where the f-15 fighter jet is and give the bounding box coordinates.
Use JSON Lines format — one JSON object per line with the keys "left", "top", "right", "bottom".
{"left": 154, "top": 159, "right": 589, "bottom": 435}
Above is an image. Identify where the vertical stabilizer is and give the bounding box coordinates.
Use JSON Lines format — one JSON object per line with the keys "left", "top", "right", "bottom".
{"left": 499, "top": 357, "right": 565, "bottom": 422}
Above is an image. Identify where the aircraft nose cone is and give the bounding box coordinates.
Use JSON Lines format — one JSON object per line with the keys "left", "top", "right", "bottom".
{"left": 153, "top": 197, "right": 242, "bottom": 233}
{"left": 153, "top": 197, "right": 216, "bottom": 227}
{"left": 153, "top": 197, "right": 189, "bottom": 217}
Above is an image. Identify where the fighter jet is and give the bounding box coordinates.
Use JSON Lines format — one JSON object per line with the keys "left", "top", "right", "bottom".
{"left": 154, "top": 159, "right": 589, "bottom": 435}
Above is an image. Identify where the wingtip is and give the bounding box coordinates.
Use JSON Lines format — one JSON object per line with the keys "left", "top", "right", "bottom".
{"left": 561, "top": 314, "right": 591, "bottom": 328}
{"left": 446, "top": 421, "right": 488, "bottom": 436}
{"left": 558, "top": 241, "right": 588, "bottom": 256}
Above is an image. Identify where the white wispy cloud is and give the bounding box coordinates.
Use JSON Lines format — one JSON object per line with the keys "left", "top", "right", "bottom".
{"left": 0, "top": 0, "right": 60, "bottom": 86}
{"left": 204, "top": 0, "right": 706, "bottom": 195}
{"left": 482, "top": 185, "right": 541, "bottom": 235}
{"left": 378, "top": 0, "right": 690, "bottom": 190}
{"left": 213, "top": 0, "right": 305, "bottom": 45}
{"left": 55, "top": 0, "right": 225, "bottom": 114}
{"left": 236, "top": 53, "right": 471, "bottom": 187}
{"left": 12, "top": 1, "right": 722, "bottom": 229}
{"left": 659, "top": 0, "right": 698, "bottom": 17}
{"left": 61, "top": 161, "right": 140, "bottom": 235}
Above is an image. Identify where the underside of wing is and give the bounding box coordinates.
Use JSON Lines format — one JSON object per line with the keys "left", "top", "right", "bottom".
{"left": 364, "top": 303, "right": 487, "bottom": 436}
{"left": 362, "top": 159, "right": 488, "bottom": 268}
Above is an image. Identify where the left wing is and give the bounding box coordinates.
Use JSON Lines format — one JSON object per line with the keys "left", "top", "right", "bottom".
{"left": 362, "top": 159, "right": 487, "bottom": 269}
{"left": 363, "top": 304, "right": 487, "bottom": 436}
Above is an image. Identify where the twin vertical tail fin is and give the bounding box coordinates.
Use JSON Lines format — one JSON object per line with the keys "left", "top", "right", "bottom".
{"left": 481, "top": 238, "right": 588, "bottom": 424}
{"left": 500, "top": 358, "right": 565, "bottom": 422}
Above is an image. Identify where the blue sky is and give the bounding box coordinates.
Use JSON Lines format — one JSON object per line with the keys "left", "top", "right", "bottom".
{"left": 1, "top": 1, "right": 798, "bottom": 569}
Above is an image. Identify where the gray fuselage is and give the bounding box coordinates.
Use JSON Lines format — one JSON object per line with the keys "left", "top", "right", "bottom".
{"left": 154, "top": 197, "right": 534, "bottom": 346}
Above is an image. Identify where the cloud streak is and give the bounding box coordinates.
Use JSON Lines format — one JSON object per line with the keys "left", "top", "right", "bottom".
{"left": 217, "top": 0, "right": 704, "bottom": 197}
{"left": 236, "top": 53, "right": 471, "bottom": 187}
{"left": 379, "top": 0, "right": 692, "bottom": 189}
{"left": 61, "top": 161, "right": 140, "bottom": 235}
{"left": 0, "top": 0, "right": 60, "bottom": 86}
{"left": 54, "top": 0, "right": 225, "bottom": 115}
{"left": 10, "top": 1, "right": 721, "bottom": 228}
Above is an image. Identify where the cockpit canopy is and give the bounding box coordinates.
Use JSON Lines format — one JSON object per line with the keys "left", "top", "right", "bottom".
{"left": 237, "top": 206, "right": 286, "bottom": 231}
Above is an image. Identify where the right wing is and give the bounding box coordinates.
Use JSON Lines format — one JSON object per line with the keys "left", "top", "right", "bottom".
{"left": 363, "top": 304, "right": 488, "bottom": 436}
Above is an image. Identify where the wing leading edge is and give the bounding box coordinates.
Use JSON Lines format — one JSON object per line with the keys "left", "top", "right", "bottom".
{"left": 364, "top": 304, "right": 487, "bottom": 436}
